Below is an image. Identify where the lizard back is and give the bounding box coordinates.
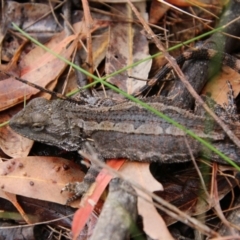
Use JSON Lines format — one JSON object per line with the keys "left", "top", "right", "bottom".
{"left": 9, "top": 97, "right": 240, "bottom": 164}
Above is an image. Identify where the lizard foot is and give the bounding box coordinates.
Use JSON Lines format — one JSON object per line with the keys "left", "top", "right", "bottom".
{"left": 61, "top": 161, "right": 100, "bottom": 204}
{"left": 61, "top": 181, "right": 90, "bottom": 204}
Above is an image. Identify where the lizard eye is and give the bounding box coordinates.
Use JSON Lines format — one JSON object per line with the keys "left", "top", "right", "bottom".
{"left": 32, "top": 123, "right": 44, "bottom": 131}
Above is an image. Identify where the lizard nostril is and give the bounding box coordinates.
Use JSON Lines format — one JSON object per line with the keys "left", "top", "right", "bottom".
{"left": 9, "top": 116, "right": 26, "bottom": 128}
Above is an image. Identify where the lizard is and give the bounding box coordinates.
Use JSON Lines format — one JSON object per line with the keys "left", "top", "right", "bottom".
{"left": 8, "top": 93, "right": 240, "bottom": 201}
{"left": 7, "top": 47, "right": 240, "bottom": 202}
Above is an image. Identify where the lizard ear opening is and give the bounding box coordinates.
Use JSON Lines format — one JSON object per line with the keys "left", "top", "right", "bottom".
{"left": 32, "top": 123, "right": 44, "bottom": 132}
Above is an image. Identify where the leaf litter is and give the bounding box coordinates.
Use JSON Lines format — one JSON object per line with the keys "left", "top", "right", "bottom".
{"left": 0, "top": 1, "right": 239, "bottom": 239}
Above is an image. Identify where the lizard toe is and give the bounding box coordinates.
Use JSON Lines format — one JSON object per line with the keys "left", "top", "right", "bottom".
{"left": 61, "top": 181, "right": 91, "bottom": 204}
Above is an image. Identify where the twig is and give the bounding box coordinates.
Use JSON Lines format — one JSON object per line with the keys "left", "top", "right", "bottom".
{"left": 82, "top": 0, "right": 94, "bottom": 81}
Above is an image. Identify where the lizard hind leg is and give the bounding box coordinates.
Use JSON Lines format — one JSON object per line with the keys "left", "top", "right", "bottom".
{"left": 213, "top": 80, "right": 239, "bottom": 122}
{"left": 194, "top": 81, "right": 239, "bottom": 122}
{"left": 222, "top": 80, "right": 239, "bottom": 121}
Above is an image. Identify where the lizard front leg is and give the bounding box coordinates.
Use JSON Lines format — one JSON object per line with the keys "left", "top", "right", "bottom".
{"left": 62, "top": 142, "right": 104, "bottom": 204}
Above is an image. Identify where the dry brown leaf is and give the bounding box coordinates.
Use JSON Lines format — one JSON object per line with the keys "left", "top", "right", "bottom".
{"left": 0, "top": 35, "right": 77, "bottom": 111}
{"left": 0, "top": 191, "right": 32, "bottom": 224}
{"left": 120, "top": 162, "right": 173, "bottom": 240}
{"left": 0, "top": 156, "right": 84, "bottom": 208}
{"left": 105, "top": 3, "right": 152, "bottom": 95}
{"left": 0, "top": 17, "right": 108, "bottom": 111}
{"left": 1, "top": 2, "right": 57, "bottom": 61}
{"left": 0, "top": 125, "right": 33, "bottom": 158}
{"left": 0, "top": 105, "right": 33, "bottom": 158}
{"left": 2, "top": 2, "right": 54, "bottom": 34}
{"left": 202, "top": 65, "right": 240, "bottom": 105}
{"left": 0, "top": 81, "right": 57, "bottom": 158}
{"left": 19, "top": 24, "right": 76, "bottom": 69}
{"left": 80, "top": 31, "right": 109, "bottom": 71}
{"left": 149, "top": 0, "right": 170, "bottom": 24}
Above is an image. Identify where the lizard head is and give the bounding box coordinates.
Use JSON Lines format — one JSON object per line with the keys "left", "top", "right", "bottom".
{"left": 9, "top": 97, "right": 84, "bottom": 151}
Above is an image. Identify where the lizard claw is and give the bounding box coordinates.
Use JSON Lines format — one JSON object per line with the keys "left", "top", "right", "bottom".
{"left": 61, "top": 181, "right": 90, "bottom": 204}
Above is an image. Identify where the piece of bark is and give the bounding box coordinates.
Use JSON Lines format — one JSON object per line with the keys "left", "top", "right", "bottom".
{"left": 90, "top": 178, "right": 137, "bottom": 240}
